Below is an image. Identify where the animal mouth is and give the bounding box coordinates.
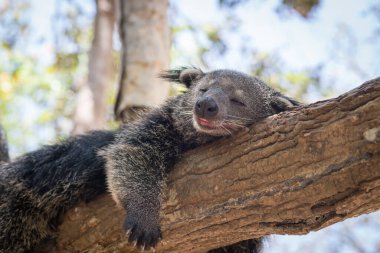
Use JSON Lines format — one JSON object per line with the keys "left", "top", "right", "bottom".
{"left": 193, "top": 116, "right": 240, "bottom": 136}
{"left": 196, "top": 118, "right": 215, "bottom": 128}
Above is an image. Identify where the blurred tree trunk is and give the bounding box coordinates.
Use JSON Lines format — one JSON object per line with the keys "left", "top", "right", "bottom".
{"left": 0, "top": 0, "right": 10, "bottom": 16}
{"left": 114, "top": 0, "right": 170, "bottom": 122}
{"left": 72, "top": 0, "right": 116, "bottom": 135}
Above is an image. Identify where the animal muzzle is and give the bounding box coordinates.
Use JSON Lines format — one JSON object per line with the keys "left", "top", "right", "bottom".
{"left": 195, "top": 96, "right": 219, "bottom": 119}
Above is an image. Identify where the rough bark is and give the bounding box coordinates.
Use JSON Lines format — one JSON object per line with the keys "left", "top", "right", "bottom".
{"left": 56, "top": 78, "right": 380, "bottom": 252}
{"left": 114, "top": 0, "right": 170, "bottom": 121}
{"left": 72, "top": 0, "right": 115, "bottom": 135}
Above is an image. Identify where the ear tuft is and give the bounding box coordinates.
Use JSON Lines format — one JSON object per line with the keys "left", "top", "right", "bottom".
{"left": 270, "top": 95, "right": 301, "bottom": 113}
{"left": 160, "top": 67, "right": 203, "bottom": 87}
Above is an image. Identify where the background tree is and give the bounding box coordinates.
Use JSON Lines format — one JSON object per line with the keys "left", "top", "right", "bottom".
{"left": 72, "top": 0, "right": 116, "bottom": 134}
{"left": 115, "top": 0, "right": 170, "bottom": 121}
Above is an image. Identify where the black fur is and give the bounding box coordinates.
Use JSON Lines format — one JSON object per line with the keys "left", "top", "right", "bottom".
{"left": 0, "top": 131, "right": 115, "bottom": 253}
{"left": 208, "top": 238, "right": 263, "bottom": 253}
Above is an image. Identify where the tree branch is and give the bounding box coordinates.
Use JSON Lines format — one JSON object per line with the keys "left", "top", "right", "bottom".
{"left": 56, "top": 78, "right": 380, "bottom": 252}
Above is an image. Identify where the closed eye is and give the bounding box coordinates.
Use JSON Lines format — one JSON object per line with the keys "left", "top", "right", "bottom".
{"left": 230, "top": 98, "right": 246, "bottom": 107}
{"left": 199, "top": 88, "right": 208, "bottom": 92}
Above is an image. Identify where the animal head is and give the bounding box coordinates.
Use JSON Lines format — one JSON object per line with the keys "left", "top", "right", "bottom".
{"left": 161, "top": 67, "right": 300, "bottom": 136}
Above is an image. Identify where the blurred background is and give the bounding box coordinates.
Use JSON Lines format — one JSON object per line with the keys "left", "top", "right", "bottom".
{"left": 0, "top": 0, "right": 379, "bottom": 252}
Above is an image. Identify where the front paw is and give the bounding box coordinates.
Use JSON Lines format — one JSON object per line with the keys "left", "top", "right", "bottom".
{"left": 123, "top": 214, "right": 162, "bottom": 250}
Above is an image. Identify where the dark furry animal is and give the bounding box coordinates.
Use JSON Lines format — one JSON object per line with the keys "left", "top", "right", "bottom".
{"left": 0, "top": 68, "right": 299, "bottom": 253}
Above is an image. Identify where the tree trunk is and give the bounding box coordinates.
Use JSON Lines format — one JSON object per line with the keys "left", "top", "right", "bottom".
{"left": 114, "top": 0, "right": 170, "bottom": 122}
{"left": 56, "top": 78, "right": 380, "bottom": 252}
{"left": 72, "top": 0, "right": 115, "bottom": 135}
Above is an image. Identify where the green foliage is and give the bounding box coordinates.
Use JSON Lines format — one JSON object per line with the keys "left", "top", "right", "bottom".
{"left": 0, "top": 0, "right": 95, "bottom": 156}
{"left": 250, "top": 52, "right": 323, "bottom": 101}
{"left": 0, "top": 44, "right": 73, "bottom": 155}
{"left": 0, "top": 1, "right": 31, "bottom": 49}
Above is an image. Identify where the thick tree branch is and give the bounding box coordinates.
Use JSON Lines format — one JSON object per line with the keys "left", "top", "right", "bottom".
{"left": 56, "top": 78, "right": 380, "bottom": 252}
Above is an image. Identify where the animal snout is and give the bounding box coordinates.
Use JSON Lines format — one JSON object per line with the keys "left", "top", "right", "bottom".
{"left": 195, "top": 97, "right": 219, "bottom": 118}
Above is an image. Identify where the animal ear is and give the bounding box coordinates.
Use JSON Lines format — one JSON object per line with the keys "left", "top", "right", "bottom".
{"left": 270, "top": 95, "right": 301, "bottom": 113}
{"left": 160, "top": 67, "right": 204, "bottom": 87}
{"left": 179, "top": 68, "right": 203, "bottom": 87}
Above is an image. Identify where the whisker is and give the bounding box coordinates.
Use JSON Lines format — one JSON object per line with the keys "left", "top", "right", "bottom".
{"left": 226, "top": 115, "right": 253, "bottom": 121}
{"left": 224, "top": 121, "right": 245, "bottom": 129}
{"left": 223, "top": 119, "right": 244, "bottom": 126}
{"left": 178, "top": 116, "right": 193, "bottom": 120}
{"left": 176, "top": 116, "right": 193, "bottom": 125}
{"left": 220, "top": 125, "right": 232, "bottom": 135}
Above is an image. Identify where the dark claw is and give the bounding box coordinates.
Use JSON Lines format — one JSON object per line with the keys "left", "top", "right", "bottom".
{"left": 128, "top": 229, "right": 139, "bottom": 245}
{"left": 123, "top": 215, "right": 162, "bottom": 251}
{"left": 150, "top": 237, "right": 158, "bottom": 249}
{"left": 136, "top": 233, "right": 146, "bottom": 248}
{"left": 141, "top": 234, "right": 152, "bottom": 251}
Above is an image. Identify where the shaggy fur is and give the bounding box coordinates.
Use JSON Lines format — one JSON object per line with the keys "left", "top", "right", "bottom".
{"left": 0, "top": 131, "right": 115, "bottom": 253}
{"left": 0, "top": 68, "right": 299, "bottom": 252}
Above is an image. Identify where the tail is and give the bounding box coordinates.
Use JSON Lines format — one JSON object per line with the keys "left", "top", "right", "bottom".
{"left": 0, "top": 130, "right": 116, "bottom": 253}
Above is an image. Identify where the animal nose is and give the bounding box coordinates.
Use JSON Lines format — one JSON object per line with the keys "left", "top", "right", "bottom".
{"left": 195, "top": 97, "right": 219, "bottom": 118}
